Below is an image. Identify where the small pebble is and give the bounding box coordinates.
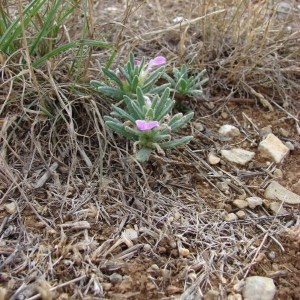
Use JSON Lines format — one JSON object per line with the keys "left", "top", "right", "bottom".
{"left": 236, "top": 210, "right": 246, "bottom": 219}
{"left": 180, "top": 248, "right": 190, "bottom": 257}
{"left": 208, "top": 152, "right": 221, "bottom": 165}
{"left": 233, "top": 199, "right": 248, "bottom": 209}
{"left": 278, "top": 127, "right": 289, "bottom": 138}
{"left": 4, "top": 202, "right": 17, "bottom": 214}
{"left": 267, "top": 251, "right": 276, "bottom": 260}
{"left": 216, "top": 181, "right": 230, "bottom": 192}
{"left": 246, "top": 196, "right": 263, "bottom": 209}
{"left": 273, "top": 168, "right": 283, "bottom": 178}
{"left": 224, "top": 213, "right": 238, "bottom": 222}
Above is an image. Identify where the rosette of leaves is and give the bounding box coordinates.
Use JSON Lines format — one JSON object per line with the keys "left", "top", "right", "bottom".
{"left": 91, "top": 52, "right": 169, "bottom": 100}
{"left": 104, "top": 87, "right": 194, "bottom": 161}
{"left": 163, "top": 64, "right": 208, "bottom": 97}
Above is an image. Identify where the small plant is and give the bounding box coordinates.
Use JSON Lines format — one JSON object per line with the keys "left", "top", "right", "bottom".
{"left": 91, "top": 52, "right": 170, "bottom": 100}
{"left": 104, "top": 87, "right": 194, "bottom": 162}
{"left": 163, "top": 64, "right": 208, "bottom": 97}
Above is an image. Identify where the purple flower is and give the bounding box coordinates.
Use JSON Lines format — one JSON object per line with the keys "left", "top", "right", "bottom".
{"left": 134, "top": 60, "right": 141, "bottom": 65}
{"left": 135, "top": 120, "right": 159, "bottom": 131}
{"left": 148, "top": 56, "right": 166, "bottom": 69}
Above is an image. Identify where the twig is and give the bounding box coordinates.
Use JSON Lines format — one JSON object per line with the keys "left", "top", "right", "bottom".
{"left": 26, "top": 275, "right": 87, "bottom": 300}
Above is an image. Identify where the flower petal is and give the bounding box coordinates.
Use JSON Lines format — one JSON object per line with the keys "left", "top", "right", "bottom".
{"left": 134, "top": 60, "right": 141, "bottom": 65}
{"left": 150, "top": 56, "right": 166, "bottom": 66}
{"left": 136, "top": 120, "right": 159, "bottom": 131}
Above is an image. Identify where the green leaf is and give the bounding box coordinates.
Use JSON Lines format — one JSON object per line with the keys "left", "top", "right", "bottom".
{"left": 102, "top": 67, "right": 123, "bottom": 88}
{"left": 32, "top": 39, "right": 111, "bottom": 67}
{"left": 170, "top": 112, "right": 194, "bottom": 131}
{"left": 105, "top": 121, "right": 139, "bottom": 140}
{"left": 98, "top": 86, "right": 124, "bottom": 100}
{"left": 160, "top": 136, "right": 193, "bottom": 149}
{"left": 135, "top": 147, "right": 153, "bottom": 162}
{"left": 111, "top": 104, "right": 136, "bottom": 123}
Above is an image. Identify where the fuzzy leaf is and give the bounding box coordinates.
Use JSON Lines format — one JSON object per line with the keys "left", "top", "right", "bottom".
{"left": 169, "top": 112, "right": 194, "bottom": 131}
{"left": 160, "top": 136, "right": 193, "bottom": 149}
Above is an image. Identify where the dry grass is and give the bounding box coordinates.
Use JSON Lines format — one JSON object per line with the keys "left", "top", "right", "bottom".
{"left": 0, "top": 0, "right": 300, "bottom": 299}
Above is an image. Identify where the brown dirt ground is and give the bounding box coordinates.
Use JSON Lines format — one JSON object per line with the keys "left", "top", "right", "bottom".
{"left": 0, "top": 101, "right": 299, "bottom": 299}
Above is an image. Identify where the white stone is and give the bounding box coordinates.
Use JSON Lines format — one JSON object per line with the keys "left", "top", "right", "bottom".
{"left": 224, "top": 213, "right": 238, "bottom": 222}
{"left": 233, "top": 199, "right": 248, "bottom": 209}
{"left": 208, "top": 152, "right": 221, "bottom": 165}
{"left": 236, "top": 210, "right": 246, "bottom": 219}
{"left": 4, "top": 202, "right": 17, "bottom": 214}
{"left": 218, "top": 124, "right": 241, "bottom": 138}
{"left": 246, "top": 196, "right": 263, "bottom": 209}
{"left": 242, "top": 276, "right": 276, "bottom": 300}
{"left": 269, "top": 202, "right": 288, "bottom": 215}
{"left": 216, "top": 181, "right": 229, "bottom": 192}
{"left": 221, "top": 148, "right": 255, "bottom": 165}
{"left": 259, "top": 126, "right": 272, "bottom": 137}
{"left": 264, "top": 181, "right": 300, "bottom": 204}
{"left": 279, "top": 127, "right": 289, "bottom": 138}
{"left": 258, "top": 133, "right": 289, "bottom": 163}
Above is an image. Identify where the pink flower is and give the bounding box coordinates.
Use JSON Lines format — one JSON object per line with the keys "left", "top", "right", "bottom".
{"left": 134, "top": 60, "right": 141, "bottom": 65}
{"left": 148, "top": 56, "right": 166, "bottom": 68}
{"left": 135, "top": 120, "right": 159, "bottom": 131}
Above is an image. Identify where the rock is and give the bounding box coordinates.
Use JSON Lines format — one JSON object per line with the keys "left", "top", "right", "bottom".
{"left": 224, "top": 213, "right": 238, "bottom": 222}
{"left": 227, "top": 294, "right": 242, "bottom": 300}
{"left": 218, "top": 124, "right": 241, "bottom": 138}
{"left": 109, "top": 273, "right": 123, "bottom": 284}
{"left": 292, "top": 180, "right": 300, "bottom": 194}
{"left": 216, "top": 181, "right": 230, "bottom": 192}
{"left": 193, "top": 122, "right": 205, "bottom": 131}
{"left": 259, "top": 126, "right": 272, "bottom": 137}
{"left": 233, "top": 199, "right": 248, "bottom": 209}
{"left": 264, "top": 181, "right": 300, "bottom": 204}
{"left": 204, "top": 289, "right": 219, "bottom": 300}
{"left": 276, "top": 2, "right": 291, "bottom": 14}
{"left": 208, "top": 152, "right": 221, "bottom": 165}
{"left": 278, "top": 127, "right": 289, "bottom": 138}
{"left": 221, "top": 148, "right": 255, "bottom": 165}
{"left": 242, "top": 276, "right": 276, "bottom": 300}
{"left": 258, "top": 133, "right": 289, "bottom": 163}
{"left": 273, "top": 168, "right": 283, "bottom": 178}
{"left": 246, "top": 196, "right": 263, "bottom": 209}
{"left": 269, "top": 202, "right": 288, "bottom": 215}
{"left": 236, "top": 210, "right": 246, "bottom": 219}
{"left": 4, "top": 202, "right": 17, "bottom": 214}
{"left": 285, "top": 141, "right": 294, "bottom": 151}
{"left": 221, "top": 112, "right": 228, "bottom": 119}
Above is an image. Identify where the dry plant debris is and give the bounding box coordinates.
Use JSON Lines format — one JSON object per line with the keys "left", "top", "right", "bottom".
{"left": 0, "top": 0, "right": 300, "bottom": 299}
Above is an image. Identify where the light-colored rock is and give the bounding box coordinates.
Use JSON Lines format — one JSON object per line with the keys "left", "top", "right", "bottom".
{"left": 227, "top": 294, "right": 242, "bottom": 300}
{"left": 221, "top": 148, "right": 255, "bottom": 165}
{"left": 273, "top": 168, "right": 283, "bottom": 178}
{"left": 269, "top": 202, "right": 288, "bottom": 215}
{"left": 218, "top": 124, "right": 241, "bottom": 138}
{"left": 4, "top": 202, "right": 17, "bottom": 214}
{"left": 233, "top": 199, "right": 248, "bottom": 209}
{"left": 246, "top": 196, "right": 263, "bottom": 209}
{"left": 236, "top": 210, "right": 246, "bottom": 219}
{"left": 264, "top": 181, "right": 300, "bottom": 204}
{"left": 224, "top": 213, "right": 238, "bottom": 222}
{"left": 258, "top": 133, "right": 289, "bottom": 163}
{"left": 285, "top": 141, "right": 294, "bottom": 151}
{"left": 278, "top": 127, "right": 289, "bottom": 138}
{"left": 242, "top": 276, "right": 276, "bottom": 300}
{"left": 292, "top": 180, "right": 300, "bottom": 194}
{"left": 216, "top": 181, "right": 229, "bottom": 192}
{"left": 193, "top": 122, "right": 205, "bottom": 131}
{"left": 208, "top": 152, "right": 221, "bottom": 165}
{"left": 204, "top": 289, "right": 219, "bottom": 300}
{"left": 259, "top": 126, "right": 272, "bottom": 137}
